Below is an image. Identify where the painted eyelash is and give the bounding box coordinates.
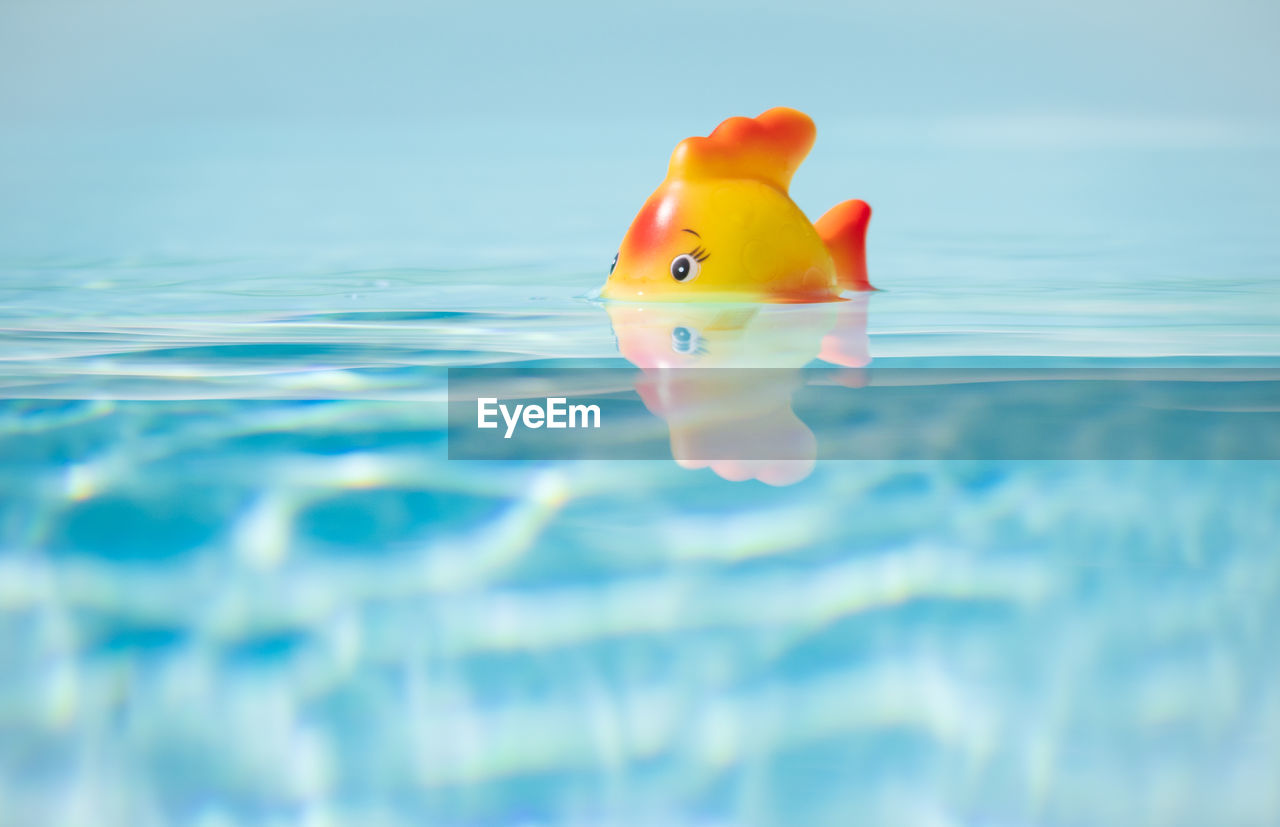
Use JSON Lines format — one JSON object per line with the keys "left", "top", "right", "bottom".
{"left": 689, "top": 246, "right": 710, "bottom": 263}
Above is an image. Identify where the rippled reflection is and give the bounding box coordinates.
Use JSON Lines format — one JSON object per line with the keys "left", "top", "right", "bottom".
{"left": 606, "top": 296, "right": 870, "bottom": 484}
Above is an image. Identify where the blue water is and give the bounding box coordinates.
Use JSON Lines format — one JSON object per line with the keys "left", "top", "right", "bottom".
{"left": 2, "top": 120, "right": 1280, "bottom": 826}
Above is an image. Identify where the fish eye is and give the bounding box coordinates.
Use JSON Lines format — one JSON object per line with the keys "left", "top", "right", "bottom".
{"left": 670, "top": 254, "right": 700, "bottom": 282}
{"left": 671, "top": 325, "right": 699, "bottom": 354}
{"left": 609, "top": 252, "right": 618, "bottom": 275}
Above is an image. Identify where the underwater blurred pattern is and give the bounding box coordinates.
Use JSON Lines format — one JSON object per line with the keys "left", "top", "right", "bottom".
{"left": 4, "top": 0, "right": 1280, "bottom": 825}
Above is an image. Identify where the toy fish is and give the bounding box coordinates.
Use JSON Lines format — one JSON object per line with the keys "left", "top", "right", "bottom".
{"left": 601, "top": 107, "right": 872, "bottom": 302}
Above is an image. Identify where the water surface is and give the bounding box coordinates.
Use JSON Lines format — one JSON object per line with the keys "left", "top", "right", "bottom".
{"left": 2, "top": 124, "right": 1279, "bottom": 826}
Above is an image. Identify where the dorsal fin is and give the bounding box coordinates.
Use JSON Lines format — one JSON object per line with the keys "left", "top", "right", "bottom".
{"left": 667, "top": 107, "right": 816, "bottom": 192}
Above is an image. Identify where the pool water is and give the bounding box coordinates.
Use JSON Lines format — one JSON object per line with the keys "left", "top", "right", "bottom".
{"left": 2, "top": 121, "right": 1280, "bottom": 826}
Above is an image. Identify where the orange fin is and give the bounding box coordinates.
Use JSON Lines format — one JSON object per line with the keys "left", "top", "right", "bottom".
{"left": 667, "top": 107, "right": 815, "bottom": 192}
{"left": 815, "top": 199, "right": 873, "bottom": 291}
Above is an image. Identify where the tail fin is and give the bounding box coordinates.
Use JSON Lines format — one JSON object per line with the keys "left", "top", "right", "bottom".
{"left": 815, "top": 199, "right": 873, "bottom": 291}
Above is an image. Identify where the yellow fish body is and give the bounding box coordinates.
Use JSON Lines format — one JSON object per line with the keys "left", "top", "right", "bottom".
{"left": 601, "top": 107, "right": 872, "bottom": 303}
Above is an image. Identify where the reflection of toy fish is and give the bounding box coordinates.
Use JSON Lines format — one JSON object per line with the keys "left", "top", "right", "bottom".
{"left": 605, "top": 297, "right": 870, "bottom": 485}
{"left": 606, "top": 298, "right": 869, "bottom": 371}
{"left": 601, "top": 107, "right": 872, "bottom": 302}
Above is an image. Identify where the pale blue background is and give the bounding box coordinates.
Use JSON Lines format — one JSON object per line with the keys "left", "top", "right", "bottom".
{"left": 5, "top": 0, "right": 1279, "bottom": 123}
{"left": 3, "top": 0, "right": 1279, "bottom": 267}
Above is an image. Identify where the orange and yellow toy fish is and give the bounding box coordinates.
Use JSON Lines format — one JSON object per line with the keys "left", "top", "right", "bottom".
{"left": 601, "top": 107, "right": 872, "bottom": 303}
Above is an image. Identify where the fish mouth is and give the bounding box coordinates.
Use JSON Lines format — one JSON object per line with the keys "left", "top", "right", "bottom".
{"left": 599, "top": 276, "right": 654, "bottom": 302}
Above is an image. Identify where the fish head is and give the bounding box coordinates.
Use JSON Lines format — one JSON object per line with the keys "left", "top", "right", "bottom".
{"left": 601, "top": 108, "right": 837, "bottom": 303}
